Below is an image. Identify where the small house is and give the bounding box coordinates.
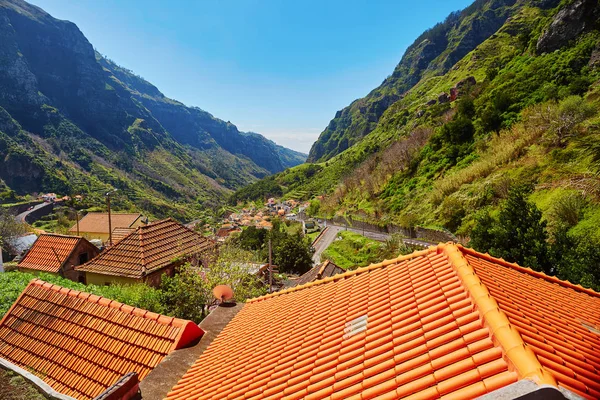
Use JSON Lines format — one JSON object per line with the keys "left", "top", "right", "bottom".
{"left": 68, "top": 212, "right": 145, "bottom": 242}
{"left": 18, "top": 234, "right": 100, "bottom": 282}
{"left": 76, "top": 218, "right": 214, "bottom": 287}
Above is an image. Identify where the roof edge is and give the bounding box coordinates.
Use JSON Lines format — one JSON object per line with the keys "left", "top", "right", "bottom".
{"left": 248, "top": 247, "right": 436, "bottom": 303}
{"left": 457, "top": 244, "right": 600, "bottom": 299}
{"left": 439, "top": 243, "right": 557, "bottom": 386}
{"left": 23, "top": 279, "right": 194, "bottom": 330}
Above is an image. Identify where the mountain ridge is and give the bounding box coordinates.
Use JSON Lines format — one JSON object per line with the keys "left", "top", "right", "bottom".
{"left": 0, "top": 0, "right": 305, "bottom": 218}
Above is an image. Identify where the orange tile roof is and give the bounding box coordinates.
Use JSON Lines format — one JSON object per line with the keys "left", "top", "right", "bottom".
{"left": 18, "top": 234, "right": 89, "bottom": 273}
{"left": 111, "top": 227, "right": 136, "bottom": 244}
{"left": 166, "top": 243, "right": 600, "bottom": 400}
{"left": 68, "top": 212, "right": 142, "bottom": 234}
{"left": 0, "top": 279, "right": 203, "bottom": 400}
{"left": 76, "top": 218, "right": 214, "bottom": 278}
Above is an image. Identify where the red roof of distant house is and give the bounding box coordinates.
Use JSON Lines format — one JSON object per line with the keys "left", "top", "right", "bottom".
{"left": 0, "top": 279, "right": 203, "bottom": 399}
{"left": 68, "top": 212, "right": 143, "bottom": 234}
{"left": 166, "top": 243, "right": 600, "bottom": 400}
{"left": 76, "top": 218, "right": 214, "bottom": 278}
{"left": 17, "top": 234, "right": 93, "bottom": 273}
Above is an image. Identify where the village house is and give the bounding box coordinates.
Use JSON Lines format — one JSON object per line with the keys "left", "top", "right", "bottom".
{"left": 76, "top": 218, "right": 214, "bottom": 287}
{"left": 164, "top": 243, "right": 600, "bottom": 400}
{"left": 215, "top": 225, "right": 242, "bottom": 242}
{"left": 17, "top": 233, "right": 100, "bottom": 282}
{"left": 68, "top": 212, "right": 145, "bottom": 242}
{"left": 0, "top": 279, "right": 203, "bottom": 400}
{"left": 40, "top": 192, "right": 57, "bottom": 202}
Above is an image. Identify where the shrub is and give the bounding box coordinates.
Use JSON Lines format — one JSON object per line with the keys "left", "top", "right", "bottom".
{"left": 470, "top": 185, "right": 550, "bottom": 273}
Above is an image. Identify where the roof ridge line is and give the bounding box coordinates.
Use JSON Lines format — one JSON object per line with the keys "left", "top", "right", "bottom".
{"left": 26, "top": 278, "right": 191, "bottom": 328}
{"left": 439, "top": 243, "right": 557, "bottom": 386}
{"left": 457, "top": 244, "right": 600, "bottom": 299}
{"left": 247, "top": 247, "right": 436, "bottom": 303}
{"left": 317, "top": 261, "right": 328, "bottom": 279}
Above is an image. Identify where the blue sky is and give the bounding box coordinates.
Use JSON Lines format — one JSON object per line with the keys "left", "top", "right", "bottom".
{"left": 31, "top": 0, "right": 472, "bottom": 153}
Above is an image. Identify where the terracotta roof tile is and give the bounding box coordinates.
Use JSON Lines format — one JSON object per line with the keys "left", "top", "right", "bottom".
{"left": 0, "top": 279, "right": 203, "bottom": 399}
{"left": 111, "top": 227, "right": 136, "bottom": 244}
{"left": 17, "top": 234, "right": 90, "bottom": 273}
{"left": 76, "top": 218, "right": 214, "bottom": 278}
{"left": 459, "top": 245, "right": 600, "bottom": 399}
{"left": 68, "top": 213, "right": 142, "bottom": 234}
{"left": 166, "top": 243, "right": 600, "bottom": 400}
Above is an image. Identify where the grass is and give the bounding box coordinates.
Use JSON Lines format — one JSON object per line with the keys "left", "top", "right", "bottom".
{"left": 321, "top": 231, "right": 382, "bottom": 270}
{"left": 306, "top": 230, "right": 321, "bottom": 243}
{"left": 0, "top": 369, "right": 45, "bottom": 400}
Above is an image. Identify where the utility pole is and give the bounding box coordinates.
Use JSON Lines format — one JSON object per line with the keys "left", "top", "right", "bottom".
{"left": 106, "top": 189, "right": 118, "bottom": 246}
{"left": 268, "top": 237, "right": 273, "bottom": 294}
{"left": 76, "top": 211, "right": 80, "bottom": 236}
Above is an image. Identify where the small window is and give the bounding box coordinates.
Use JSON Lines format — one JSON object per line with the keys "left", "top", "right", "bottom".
{"left": 78, "top": 253, "right": 89, "bottom": 265}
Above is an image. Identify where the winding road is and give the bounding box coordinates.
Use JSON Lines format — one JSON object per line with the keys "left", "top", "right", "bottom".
{"left": 311, "top": 223, "right": 433, "bottom": 266}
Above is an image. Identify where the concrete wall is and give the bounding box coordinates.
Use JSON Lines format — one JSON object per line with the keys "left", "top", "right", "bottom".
{"left": 144, "top": 265, "right": 176, "bottom": 287}
{"left": 84, "top": 272, "right": 139, "bottom": 286}
{"left": 61, "top": 240, "right": 100, "bottom": 282}
{"left": 0, "top": 358, "right": 76, "bottom": 400}
{"left": 24, "top": 203, "right": 54, "bottom": 224}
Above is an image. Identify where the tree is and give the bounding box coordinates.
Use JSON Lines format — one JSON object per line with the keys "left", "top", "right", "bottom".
{"left": 0, "top": 208, "right": 27, "bottom": 269}
{"left": 160, "top": 245, "right": 266, "bottom": 322}
{"left": 545, "top": 96, "right": 595, "bottom": 147}
{"left": 271, "top": 231, "right": 314, "bottom": 274}
{"left": 235, "top": 221, "right": 314, "bottom": 274}
{"left": 549, "top": 225, "right": 600, "bottom": 291}
{"left": 470, "top": 185, "right": 550, "bottom": 273}
{"left": 379, "top": 234, "right": 412, "bottom": 260}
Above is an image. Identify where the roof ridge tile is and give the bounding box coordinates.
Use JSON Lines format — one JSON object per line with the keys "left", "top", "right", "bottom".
{"left": 248, "top": 247, "right": 436, "bottom": 303}
{"left": 439, "top": 243, "right": 557, "bottom": 386}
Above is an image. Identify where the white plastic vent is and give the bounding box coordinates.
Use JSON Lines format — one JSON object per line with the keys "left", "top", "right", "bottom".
{"left": 582, "top": 321, "right": 600, "bottom": 335}
{"left": 343, "top": 315, "right": 368, "bottom": 339}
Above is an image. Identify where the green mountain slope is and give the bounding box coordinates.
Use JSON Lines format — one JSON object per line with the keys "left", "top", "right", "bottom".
{"left": 0, "top": 0, "right": 305, "bottom": 218}
{"left": 233, "top": 0, "right": 600, "bottom": 255}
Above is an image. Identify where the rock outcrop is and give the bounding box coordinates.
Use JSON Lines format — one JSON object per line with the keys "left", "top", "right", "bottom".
{"left": 536, "top": 0, "right": 600, "bottom": 53}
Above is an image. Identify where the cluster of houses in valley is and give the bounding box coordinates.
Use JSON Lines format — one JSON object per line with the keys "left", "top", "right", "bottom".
{"left": 0, "top": 239, "right": 598, "bottom": 399}
{"left": 214, "top": 198, "right": 310, "bottom": 242}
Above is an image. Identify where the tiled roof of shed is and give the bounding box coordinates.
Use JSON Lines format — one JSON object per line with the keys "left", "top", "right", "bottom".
{"left": 292, "top": 260, "right": 345, "bottom": 287}
{"left": 18, "top": 234, "right": 84, "bottom": 273}
{"left": 68, "top": 212, "right": 142, "bottom": 234}
{"left": 76, "top": 218, "right": 214, "bottom": 278}
{"left": 0, "top": 279, "right": 203, "bottom": 400}
{"left": 166, "top": 243, "right": 600, "bottom": 400}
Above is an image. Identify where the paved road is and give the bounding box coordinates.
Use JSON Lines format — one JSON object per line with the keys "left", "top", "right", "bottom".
{"left": 15, "top": 202, "right": 52, "bottom": 223}
{"left": 311, "top": 226, "right": 341, "bottom": 265}
{"left": 322, "top": 222, "right": 433, "bottom": 248}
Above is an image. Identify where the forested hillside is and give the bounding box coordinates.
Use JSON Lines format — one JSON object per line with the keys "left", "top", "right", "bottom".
{"left": 232, "top": 0, "right": 600, "bottom": 288}
{"left": 0, "top": 0, "right": 305, "bottom": 219}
